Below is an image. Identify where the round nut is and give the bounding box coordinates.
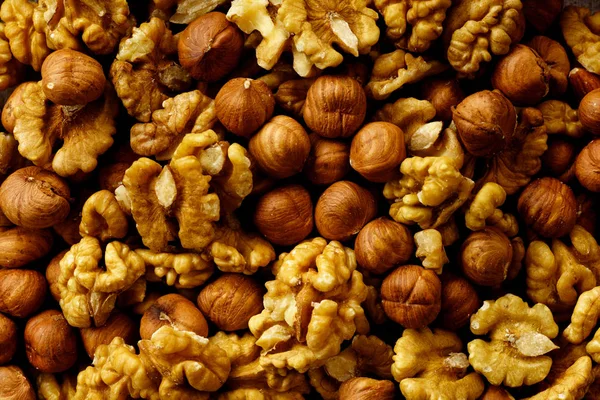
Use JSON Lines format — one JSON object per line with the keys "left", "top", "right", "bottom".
{"left": 80, "top": 312, "right": 137, "bottom": 358}
{"left": 0, "top": 269, "right": 47, "bottom": 318}
{"left": 339, "top": 377, "right": 396, "bottom": 400}
{"left": 579, "top": 89, "right": 600, "bottom": 135}
{"left": 491, "top": 44, "right": 550, "bottom": 105}
{"left": 527, "top": 36, "right": 570, "bottom": 95}
{"left": 438, "top": 273, "right": 481, "bottom": 331}
{"left": 542, "top": 138, "right": 576, "bottom": 177}
{"left": 575, "top": 139, "right": 600, "bottom": 192}
{"left": 46, "top": 251, "right": 67, "bottom": 301}
{"left": 198, "top": 274, "right": 265, "bottom": 331}
{"left": 0, "top": 314, "right": 17, "bottom": 365}
{"left": 315, "top": 181, "right": 377, "bottom": 241}
{"left": 518, "top": 177, "right": 577, "bottom": 238}
{"left": 381, "top": 265, "right": 442, "bottom": 329}
{"left": 41, "top": 49, "right": 106, "bottom": 106}
{"left": 98, "top": 162, "right": 130, "bottom": 193}
{"left": 303, "top": 134, "right": 350, "bottom": 185}
{"left": 24, "top": 310, "right": 78, "bottom": 373}
{"left": 303, "top": 75, "right": 367, "bottom": 138}
{"left": 350, "top": 122, "right": 406, "bottom": 182}
{"left": 522, "top": 0, "right": 563, "bottom": 32}
{"left": 249, "top": 115, "right": 310, "bottom": 179}
{"left": 420, "top": 78, "right": 465, "bottom": 121}
{"left": 140, "top": 293, "right": 208, "bottom": 340}
{"left": 216, "top": 78, "right": 275, "bottom": 137}
{"left": 569, "top": 68, "right": 600, "bottom": 100}
{"left": 178, "top": 12, "right": 244, "bottom": 82}
{"left": 0, "top": 166, "right": 70, "bottom": 229}
{"left": 253, "top": 184, "right": 313, "bottom": 246}
{"left": 354, "top": 218, "right": 414, "bottom": 275}
{"left": 452, "top": 90, "right": 516, "bottom": 157}
{"left": 0, "top": 366, "right": 36, "bottom": 400}
{"left": 479, "top": 385, "right": 515, "bottom": 400}
{"left": 461, "top": 227, "right": 513, "bottom": 286}
{"left": 0, "top": 227, "right": 53, "bottom": 268}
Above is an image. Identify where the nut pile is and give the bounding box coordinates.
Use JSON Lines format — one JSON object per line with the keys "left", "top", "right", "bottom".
{"left": 0, "top": 0, "right": 600, "bottom": 399}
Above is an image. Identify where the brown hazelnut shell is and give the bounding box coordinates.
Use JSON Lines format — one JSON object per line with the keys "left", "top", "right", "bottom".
{"left": 569, "top": 68, "right": 600, "bottom": 100}
{"left": 0, "top": 314, "right": 17, "bottom": 365}
{"left": 46, "top": 251, "right": 67, "bottom": 301}
{"left": 420, "top": 78, "right": 465, "bottom": 121}
{"left": 542, "top": 138, "right": 577, "bottom": 177}
{"left": 0, "top": 269, "right": 47, "bottom": 318}
{"left": 527, "top": 36, "right": 570, "bottom": 95}
{"left": 461, "top": 227, "right": 513, "bottom": 287}
{"left": 523, "top": 0, "right": 563, "bottom": 32}
{"left": 439, "top": 273, "right": 481, "bottom": 330}
{"left": 140, "top": 294, "right": 208, "bottom": 340}
{"left": 339, "top": 377, "right": 396, "bottom": 400}
{"left": 575, "top": 139, "right": 600, "bottom": 192}
{"left": 0, "top": 366, "right": 36, "bottom": 400}
{"left": 0, "top": 227, "right": 53, "bottom": 268}
{"left": 303, "top": 134, "right": 351, "bottom": 185}
{"left": 579, "top": 89, "right": 600, "bottom": 135}
{"left": 80, "top": 312, "right": 137, "bottom": 358}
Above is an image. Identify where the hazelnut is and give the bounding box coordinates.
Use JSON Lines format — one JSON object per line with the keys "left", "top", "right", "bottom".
{"left": 216, "top": 78, "right": 275, "bottom": 137}
{"left": 98, "top": 162, "right": 130, "bottom": 193}
{"left": 542, "top": 138, "right": 577, "bottom": 177}
{"left": 354, "top": 218, "right": 414, "bottom": 275}
{"left": 80, "top": 312, "right": 137, "bottom": 358}
{"left": 253, "top": 184, "right": 314, "bottom": 246}
{"left": 491, "top": 44, "right": 550, "bottom": 105}
{"left": 0, "top": 166, "right": 70, "bottom": 229}
{"left": 46, "top": 251, "right": 67, "bottom": 301}
{"left": 248, "top": 115, "right": 311, "bottom": 179}
{"left": 198, "top": 274, "right": 265, "bottom": 331}
{"left": 575, "top": 139, "right": 600, "bottom": 192}
{"left": 0, "top": 269, "right": 47, "bottom": 318}
{"left": 438, "top": 273, "right": 480, "bottom": 330}
{"left": 518, "top": 177, "right": 577, "bottom": 238}
{"left": 178, "top": 12, "right": 244, "bottom": 82}
{"left": 0, "top": 227, "right": 53, "bottom": 268}
{"left": 303, "top": 134, "right": 351, "bottom": 185}
{"left": 461, "top": 227, "right": 513, "bottom": 287}
{"left": 140, "top": 293, "right": 208, "bottom": 340}
{"left": 41, "top": 49, "right": 106, "bottom": 106}
{"left": 24, "top": 310, "right": 78, "bottom": 373}
{"left": 350, "top": 122, "right": 406, "bottom": 183}
{"left": 579, "top": 89, "right": 600, "bottom": 135}
{"left": 577, "top": 194, "right": 597, "bottom": 235}
{"left": 0, "top": 366, "right": 35, "bottom": 400}
{"left": 0, "top": 314, "right": 17, "bottom": 365}
{"left": 315, "top": 181, "right": 377, "bottom": 241}
{"left": 303, "top": 75, "right": 367, "bottom": 138}
{"left": 522, "top": 0, "right": 563, "bottom": 32}
{"left": 420, "top": 78, "right": 465, "bottom": 121}
{"left": 527, "top": 36, "right": 570, "bottom": 95}
{"left": 569, "top": 68, "right": 600, "bottom": 100}
{"left": 380, "top": 265, "right": 442, "bottom": 329}
{"left": 479, "top": 385, "right": 515, "bottom": 400}
{"left": 338, "top": 377, "right": 396, "bottom": 400}
{"left": 452, "top": 90, "right": 516, "bottom": 157}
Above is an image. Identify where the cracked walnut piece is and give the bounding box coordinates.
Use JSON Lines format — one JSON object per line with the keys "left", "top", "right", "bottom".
{"left": 384, "top": 156, "right": 475, "bottom": 229}
{"left": 526, "top": 356, "right": 594, "bottom": 400}
{"left": 374, "top": 0, "right": 452, "bottom": 52}
{"left": 152, "top": 0, "right": 228, "bottom": 24}
{"left": 526, "top": 225, "right": 600, "bottom": 317}
{"left": 465, "top": 182, "right": 519, "bottom": 237}
{"left": 414, "top": 229, "right": 449, "bottom": 274}
{"left": 0, "top": 22, "right": 23, "bottom": 90}
{"left": 79, "top": 190, "right": 128, "bottom": 242}
{"left": 443, "top": 0, "right": 525, "bottom": 77}
{"left": 392, "top": 327, "right": 484, "bottom": 400}
{"left": 366, "top": 50, "right": 448, "bottom": 100}
{"left": 468, "top": 294, "right": 559, "bottom": 387}
{"left": 537, "top": 100, "right": 585, "bottom": 138}
{"left": 137, "top": 249, "right": 214, "bottom": 289}
{"left": 560, "top": 6, "right": 600, "bottom": 75}
{"left": 2, "top": 81, "right": 119, "bottom": 177}
{"left": 564, "top": 286, "right": 600, "bottom": 345}
{"left": 374, "top": 97, "right": 437, "bottom": 143}
{"left": 57, "top": 236, "right": 146, "bottom": 328}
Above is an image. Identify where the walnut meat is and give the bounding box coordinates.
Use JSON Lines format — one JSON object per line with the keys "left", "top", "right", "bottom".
{"left": 466, "top": 183, "right": 519, "bottom": 237}
{"left": 137, "top": 249, "right": 214, "bottom": 289}
{"left": 560, "top": 6, "right": 600, "bottom": 75}
{"left": 79, "top": 190, "right": 128, "bottom": 242}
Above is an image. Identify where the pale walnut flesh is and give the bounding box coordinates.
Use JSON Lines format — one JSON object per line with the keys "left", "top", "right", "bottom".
{"left": 79, "top": 190, "right": 129, "bottom": 242}
{"left": 384, "top": 156, "right": 474, "bottom": 229}
{"left": 564, "top": 286, "right": 600, "bottom": 345}
{"left": 392, "top": 327, "right": 485, "bottom": 400}
{"left": 526, "top": 356, "right": 594, "bottom": 400}
{"left": 137, "top": 249, "right": 215, "bottom": 288}
{"left": 414, "top": 229, "right": 448, "bottom": 274}
{"left": 0, "top": 22, "right": 23, "bottom": 90}
{"left": 537, "top": 100, "right": 584, "bottom": 138}
{"left": 466, "top": 182, "right": 519, "bottom": 237}
{"left": 560, "top": 6, "right": 600, "bottom": 75}
{"left": 374, "top": 97, "right": 437, "bottom": 143}
{"left": 468, "top": 294, "right": 559, "bottom": 387}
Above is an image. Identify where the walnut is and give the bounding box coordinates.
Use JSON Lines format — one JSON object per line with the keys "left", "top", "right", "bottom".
{"left": 37, "top": 373, "right": 77, "bottom": 400}
{"left": 468, "top": 294, "right": 559, "bottom": 387}
{"left": 57, "top": 236, "right": 146, "bottom": 328}
{"left": 366, "top": 50, "right": 448, "bottom": 100}
{"left": 249, "top": 238, "right": 369, "bottom": 372}
{"left": 2, "top": 81, "right": 119, "bottom": 177}
{"left": 110, "top": 18, "right": 192, "bottom": 123}
{"left": 0, "top": 23, "right": 23, "bottom": 90}
{"left": 152, "top": 0, "right": 228, "bottom": 24}
{"left": 560, "top": 6, "right": 600, "bottom": 75}
{"left": 374, "top": 97, "right": 437, "bottom": 142}
{"left": 476, "top": 107, "right": 548, "bottom": 195}
{"left": 408, "top": 123, "right": 465, "bottom": 164}
{"left": 218, "top": 388, "right": 306, "bottom": 400}
{"left": 130, "top": 90, "right": 216, "bottom": 158}
{"left": 443, "top": 0, "right": 525, "bottom": 77}
{"left": 137, "top": 249, "right": 214, "bottom": 288}
{"left": 279, "top": 0, "right": 380, "bottom": 76}
{"left": 537, "top": 100, "right": 585, "bottom": 138}
{"left": 374, "top": 0, "right": 452, "bottom": 52}
{"left": 527, "top": 356, "right": 593, "bottom": 400}
{"left": 383, "top": 156, "right": 474, "bottom": 229}
{"left": 564, "top": 286, "right": 600, "bottom": 345}
{"left": 0, "top": 0, "right": 51, "bottom": 71}
{"left": 79, "top": 190, "right": 128, "bottom": 242}
{"left": 0, "top": 132, "right": 25, "bottom": 177}
{"left": 392, "top": 328, "right": 485, "bottom": 399}
{"left": 33, "top": 0, "right": 134, "bottom": 55}
{"left": 465, "top": 182, "right": 519, "bottom": 237}
{"left": 526, "top": 225, "right": 600, "bottom": 318}
{"left": 414, "top": 229, "right": 449, "bottom": 274}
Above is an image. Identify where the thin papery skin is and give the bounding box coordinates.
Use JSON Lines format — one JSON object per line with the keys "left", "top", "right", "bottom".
{"left": 564, "top": 287, "right": 600, "bottom": 345}
{"left": 136, "top": 249, "right": 214, "bottom": 288}
{"left": 560, "top": 6, "right": 600, "bottom": 75}
{"left": 526, "top": 356, "right": 594, "bottom": 400}
{"left": 466, "top": 183, "right": 518, "bottom": 237}
{"left": 392, "top": 327, "right": 484, "bottom": 400}
{"left": 467, "top": 294, "right": 559, "bottom": 387}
